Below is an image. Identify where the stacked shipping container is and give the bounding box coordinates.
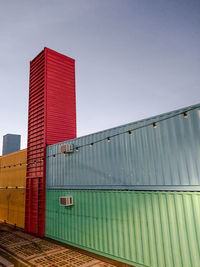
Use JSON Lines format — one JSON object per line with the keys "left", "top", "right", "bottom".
{"left": 46, "top": 104, "right": 200, "bottom": 190}
{"left": 0, "top": 47, "right": 199, "bottom": 267}
{"left": 46, "top": 190, "right": 200, "bottom": 267}
{"left": 0, "top": 149, "right": 27, "bottom": 228}
{"left": 45, "top": 103, "right": 200, "bottom": 267}
{"left": 25, "top": 47, "right": 76, "bottom": 237}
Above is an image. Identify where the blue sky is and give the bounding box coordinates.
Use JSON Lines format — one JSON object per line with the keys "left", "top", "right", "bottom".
{"left": 0, "top": 0, "right": 199, "bottom": 155}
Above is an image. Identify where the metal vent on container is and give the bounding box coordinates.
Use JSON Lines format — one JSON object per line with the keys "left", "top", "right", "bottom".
{"left": 60, "top": 144, "right": 73, "bottom": 153}
{"left": 59, "top": 196, "right": 73, "bottom": 206}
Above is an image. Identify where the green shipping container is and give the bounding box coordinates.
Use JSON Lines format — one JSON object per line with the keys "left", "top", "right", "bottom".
{"left": 45, "top": 190, "right": 200, "bottom": 267}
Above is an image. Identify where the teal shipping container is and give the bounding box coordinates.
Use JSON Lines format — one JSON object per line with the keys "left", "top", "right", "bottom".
{"left": 45, "top": 190, "right": 200, "bottom": 267}
{"left": 46, "top": 104, "right": 200, "bottom": 190}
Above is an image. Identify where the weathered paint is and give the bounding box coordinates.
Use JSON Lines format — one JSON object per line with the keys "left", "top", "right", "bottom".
{"left": 45, "top": 190, "right": 200, "bottom": 267}
{"left": 46, "top": 104, "right": 200, "bottom": 190}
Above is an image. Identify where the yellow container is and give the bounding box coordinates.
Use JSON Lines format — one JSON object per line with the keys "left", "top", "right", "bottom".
{"left": 0, "top": 149, "right": 27, "bottom": 228}
{"left": 0, "top": 189, "right": 25, "bottom": 228}
{"left": 0, "top": 149, "right": 27, "bottom": 188}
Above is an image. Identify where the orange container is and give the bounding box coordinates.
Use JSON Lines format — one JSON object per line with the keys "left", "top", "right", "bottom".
{"left": 0, "top": 189, "right": 25, "bottom": 228}
{"left": 0, "top": 149, "right": 27, "bottom": 188}
{"left": 0, "top": 149, "right": 27, "bottom": 228}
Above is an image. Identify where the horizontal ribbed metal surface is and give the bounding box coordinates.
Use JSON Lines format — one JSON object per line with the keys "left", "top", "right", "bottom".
{"left": 45, "top": 47, "right": 76, "bottom": 145}
{"left": 46, "top": 104, "right": 200, "bottom": 190}
{"left": 25, "top": 47, "right": 76, "bottom": 237}
{"left": 45, "top": 190, "right": 200, "bottom": 267}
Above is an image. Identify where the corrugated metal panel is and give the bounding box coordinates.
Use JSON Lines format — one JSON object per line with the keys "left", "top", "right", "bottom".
{"left": 0, "top": 189, "right": 25, "bottom": 228}
{"left": 25, "top": 48, "right": 46, "bottom": 236}
{"left": 0, "top": 149, "right": 27, "bottom": 187}
{"left": 25, "top": 47, "right": 76, "bottom": 237}
{"left": 0, "top": 149, "right": 27, "bottom": 228}
{"left": 45, "top": 190, "right": 200, "bottom": 267}
{"left": 46, "top": 104, "right": 200, "bottom": 190}
{"left": 46, "top": 48, "right": 76, "bottom": 145}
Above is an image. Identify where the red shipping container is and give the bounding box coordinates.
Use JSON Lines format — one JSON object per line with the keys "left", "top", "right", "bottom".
{"left": 25, "top": 48, "right": 76, "bottom": 237}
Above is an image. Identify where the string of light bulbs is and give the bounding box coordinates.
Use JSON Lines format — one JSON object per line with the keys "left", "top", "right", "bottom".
{"left": 0, "top": 105, "right": 199, "bottom": 167}
{"left": 0, "top": 159, "right": 44, "bottom": 169}
{"left": 47, "top": 106, "right": 199, "bottom": 158}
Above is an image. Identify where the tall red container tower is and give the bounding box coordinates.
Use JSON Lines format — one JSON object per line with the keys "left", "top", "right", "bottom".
{"left": 25, "top": 47, "right": 76, "bottom": 237}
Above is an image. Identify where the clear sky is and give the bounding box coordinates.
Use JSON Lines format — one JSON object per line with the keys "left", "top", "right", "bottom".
{"left": 0, "top": 0, "right": 199, "bottom": 155}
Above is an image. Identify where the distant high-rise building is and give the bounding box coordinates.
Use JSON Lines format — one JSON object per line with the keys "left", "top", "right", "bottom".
{"left": 2, "top": 134, "right": 21, "bottom": 155}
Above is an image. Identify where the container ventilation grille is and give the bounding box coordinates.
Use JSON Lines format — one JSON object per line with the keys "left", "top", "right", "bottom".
{"left": 59, "top": 196, "right": 73, "bottom": 206}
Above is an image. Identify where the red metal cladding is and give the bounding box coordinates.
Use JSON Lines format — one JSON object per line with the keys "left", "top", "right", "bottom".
{"left": 25, "top": 48, "right": 76, "bottom": 237}
{"left": 45, "top": 48, "right": 76, "bottom": 145}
